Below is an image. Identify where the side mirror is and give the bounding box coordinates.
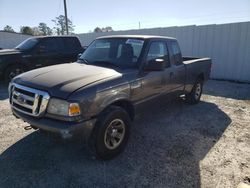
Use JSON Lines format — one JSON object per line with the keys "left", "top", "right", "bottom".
{"left": 83, "top": 46, "right": 88, "bottom": 52}
{"left": 144, "top": 58, "right": 165, "bottom": 71}
{"left": 77, "top": 53, "right": 82, "bottom": 59}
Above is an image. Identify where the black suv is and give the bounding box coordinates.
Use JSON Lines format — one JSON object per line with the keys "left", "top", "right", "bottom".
{"left": 0, "top": 36, "right": 83, "bottom": 82}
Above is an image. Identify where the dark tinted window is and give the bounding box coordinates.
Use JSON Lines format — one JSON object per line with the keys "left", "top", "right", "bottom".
{"left": 37, "top": 39, "right": 59, "bottom": 52}
{"left": 170, "top": 41, "right": 182, "bottom": 65}
{"left": 146, "top": 41, "right": 170, "bottom": 67}
{"left": 63, "top": 38, "right": 81, "bottom": 52}
{"left": 15, "top": 38, "right": 39, "bottom": 50}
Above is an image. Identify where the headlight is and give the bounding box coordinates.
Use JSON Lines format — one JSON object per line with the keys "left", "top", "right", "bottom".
{"left": 47, "top": 98, "right": 81, "bottom": 116}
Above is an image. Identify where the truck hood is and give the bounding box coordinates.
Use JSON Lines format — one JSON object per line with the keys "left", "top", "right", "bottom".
{"left": 14, "top": 63, "right": 122, "bottom": 99}
{"left": 0, "top": 49, "right": 21, "bottom": 56}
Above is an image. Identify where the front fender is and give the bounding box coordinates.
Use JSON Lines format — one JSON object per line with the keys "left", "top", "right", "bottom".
{"left": 97, "top": 84, "right": 131, "bottom": 114}
{"left": 68, "top": 78, "right": 131, "bottom": 120}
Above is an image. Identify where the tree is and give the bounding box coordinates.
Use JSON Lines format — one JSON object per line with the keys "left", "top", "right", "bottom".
{"left": 20, "top": 26, "right": 33, "bottom": 35}
{"left": 52, "top": 15, "right": 74, "bottom": 35}
{"left": 3, "top": 25, "right": 15, "bottom": 32}
{"left": 102, "top": 26, "right": 113, "bottom": 32}
{"left": 32, "top": 27, "right": 42, "bottom": 36}
{"left": 93, "top": 26, "right": 114, "bottom": 33}
{"left": 94, "top": 27, "right": 102, "bottom": 33}
{"left": 38, "top": 22, "right": 52, "bottom": 36}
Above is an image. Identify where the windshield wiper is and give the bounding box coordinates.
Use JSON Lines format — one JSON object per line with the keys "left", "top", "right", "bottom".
{"left": 93, "top": 60, "right": 117, "bottom": 67}
{"left": 78, "top": 58, "right": 89, "bottom": 64}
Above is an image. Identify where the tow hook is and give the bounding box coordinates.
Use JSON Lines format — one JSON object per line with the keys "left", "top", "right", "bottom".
{"left": 24, "top": 126, "right": 33, "bottom": 130}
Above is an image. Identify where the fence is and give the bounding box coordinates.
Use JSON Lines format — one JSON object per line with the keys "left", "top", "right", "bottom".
{"left": 0, "top": 32, "right": 30, "bottom": 49}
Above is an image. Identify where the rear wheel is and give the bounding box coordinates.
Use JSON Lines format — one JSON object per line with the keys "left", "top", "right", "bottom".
{"left": 4, "top": 64, "right": 25, "bottom": 83}
{"left": 88, "top": 106, "right": 131, "bottom": 160}
{"left": 185, "top": 79, "right": 203, "bottom": 104}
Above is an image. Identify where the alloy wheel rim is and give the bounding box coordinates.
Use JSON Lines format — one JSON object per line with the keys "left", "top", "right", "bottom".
{"left": 104, "top": 119, "right": 125, "bottom": 150}
{"left": 195, "top": 83, "right": 201, "bottom": 100}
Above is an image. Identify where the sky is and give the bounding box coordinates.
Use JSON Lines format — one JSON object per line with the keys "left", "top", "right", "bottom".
{"left": 0, "top": 0, "right": 249, "bottom": 34}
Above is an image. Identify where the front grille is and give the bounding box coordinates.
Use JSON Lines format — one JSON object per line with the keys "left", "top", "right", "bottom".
{"left": 9, "top": 83, "right": 50, "bottom": 117}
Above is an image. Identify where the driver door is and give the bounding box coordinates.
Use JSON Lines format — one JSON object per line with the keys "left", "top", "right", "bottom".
{"left": 136, "top": 41, "right": 168, "bottom": 102}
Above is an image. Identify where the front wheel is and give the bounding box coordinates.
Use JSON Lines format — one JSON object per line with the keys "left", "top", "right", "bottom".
{"left": 185, "top": 79, "right": 203, "bottom": 104}
{"left": 88, "top": 106, "right": 131, "bottom": 160}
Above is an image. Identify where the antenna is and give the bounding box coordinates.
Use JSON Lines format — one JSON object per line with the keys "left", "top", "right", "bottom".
{"left": 64, "top": 0, "right": 69, "bottom": 35}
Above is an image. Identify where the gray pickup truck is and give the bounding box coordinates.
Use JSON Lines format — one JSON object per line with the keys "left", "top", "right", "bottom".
{"left": 9, "top": 35, "right": 211, "bottom": 159}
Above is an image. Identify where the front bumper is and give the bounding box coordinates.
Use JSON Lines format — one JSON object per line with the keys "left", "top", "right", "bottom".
{"left": 12, "top": 108, "right": 96, "bottom": 140}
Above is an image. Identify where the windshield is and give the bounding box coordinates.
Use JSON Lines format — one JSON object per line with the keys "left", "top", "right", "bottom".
{"left": 15, "top": 38, "right": 39, "bottom": 50}
{"left": 79, "top": 38, "right": 145, "bottom": 69}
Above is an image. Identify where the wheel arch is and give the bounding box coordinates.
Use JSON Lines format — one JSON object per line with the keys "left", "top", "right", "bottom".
{"left": 3, "top": 62, "right": 28, "bottom": 81}
{"left": 197, "top": 73, "right": 205, "bottom": 82}
{"left": 99, "top": 99, "right": 135, "bottom": 121}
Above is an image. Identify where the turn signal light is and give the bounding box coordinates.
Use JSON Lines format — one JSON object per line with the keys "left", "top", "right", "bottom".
{"left": 69, "top": 103, "right": 81, "bottom": 116}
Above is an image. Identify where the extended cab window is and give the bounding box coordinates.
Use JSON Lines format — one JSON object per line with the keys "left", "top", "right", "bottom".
{"left": 37, "top": 39, "right": 59, "bottom": 53}
{"left": 146, "top": 41, "right": 170, "bottom": 67}
{"left": 170, "top": 41, "right": 182, "bottom": 66}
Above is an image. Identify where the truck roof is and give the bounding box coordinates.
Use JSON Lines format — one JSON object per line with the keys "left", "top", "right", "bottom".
{"left": 96, "top": 35, "right": 177, "bottom": 41}
{"left": 31, "top": 35, "right": 79, "bottom": 39}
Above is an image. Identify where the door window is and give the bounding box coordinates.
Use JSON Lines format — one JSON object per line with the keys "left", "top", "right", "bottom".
{"left": 146, "top": 42, "right": 170, "bottom": 67}
{"left": 37, "top": 39, "right": 59, "bottom": 53}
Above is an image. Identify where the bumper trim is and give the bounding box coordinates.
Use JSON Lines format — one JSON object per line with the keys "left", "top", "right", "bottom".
{"left": 12, "top": 108, "right": 96, "bottom": 139}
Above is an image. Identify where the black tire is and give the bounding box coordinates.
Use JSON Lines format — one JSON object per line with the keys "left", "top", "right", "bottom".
{"left": 88, "top": 105, "right": 131, "bottom": 160}
{"left": 185, "top": 79, "right": 203, "bottom": 104}
{"left": 4, "top": 64, "right": 26, "bottom": 83}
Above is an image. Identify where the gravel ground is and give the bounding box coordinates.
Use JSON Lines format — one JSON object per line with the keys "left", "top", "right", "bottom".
{"left": 0, "top": 80, "right": 249, "bottom": 188}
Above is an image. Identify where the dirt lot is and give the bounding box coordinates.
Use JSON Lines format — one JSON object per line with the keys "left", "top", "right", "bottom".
{"left": 0, "top": 80, "right": 249, "bottom": 188}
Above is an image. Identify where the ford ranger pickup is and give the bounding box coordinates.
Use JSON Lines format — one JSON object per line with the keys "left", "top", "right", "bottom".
{"left": 9, "top": 35, "right": 212, "bottom": 159}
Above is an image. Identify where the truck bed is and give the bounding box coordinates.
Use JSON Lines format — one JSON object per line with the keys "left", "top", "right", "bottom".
{"left": 183, "top": 56, "right": 210, "bottom": 62}
{"left": 182, "top": 56, "right": 212, "bottom": 93}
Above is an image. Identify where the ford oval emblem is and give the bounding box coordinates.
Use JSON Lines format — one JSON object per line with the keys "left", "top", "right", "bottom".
{"left": 17, "top": 94, "right": 26, "bottom": 104}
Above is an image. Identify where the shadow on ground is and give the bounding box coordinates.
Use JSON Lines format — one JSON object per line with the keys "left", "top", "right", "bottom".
{"left": 0, "top": 98, "right": 231, "bottom": 188}
{"left": 0, "top": 83, "right": 8, "bottom": 100}
{"left": 203, "top": 79, "right": 250, "bottom": 100}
